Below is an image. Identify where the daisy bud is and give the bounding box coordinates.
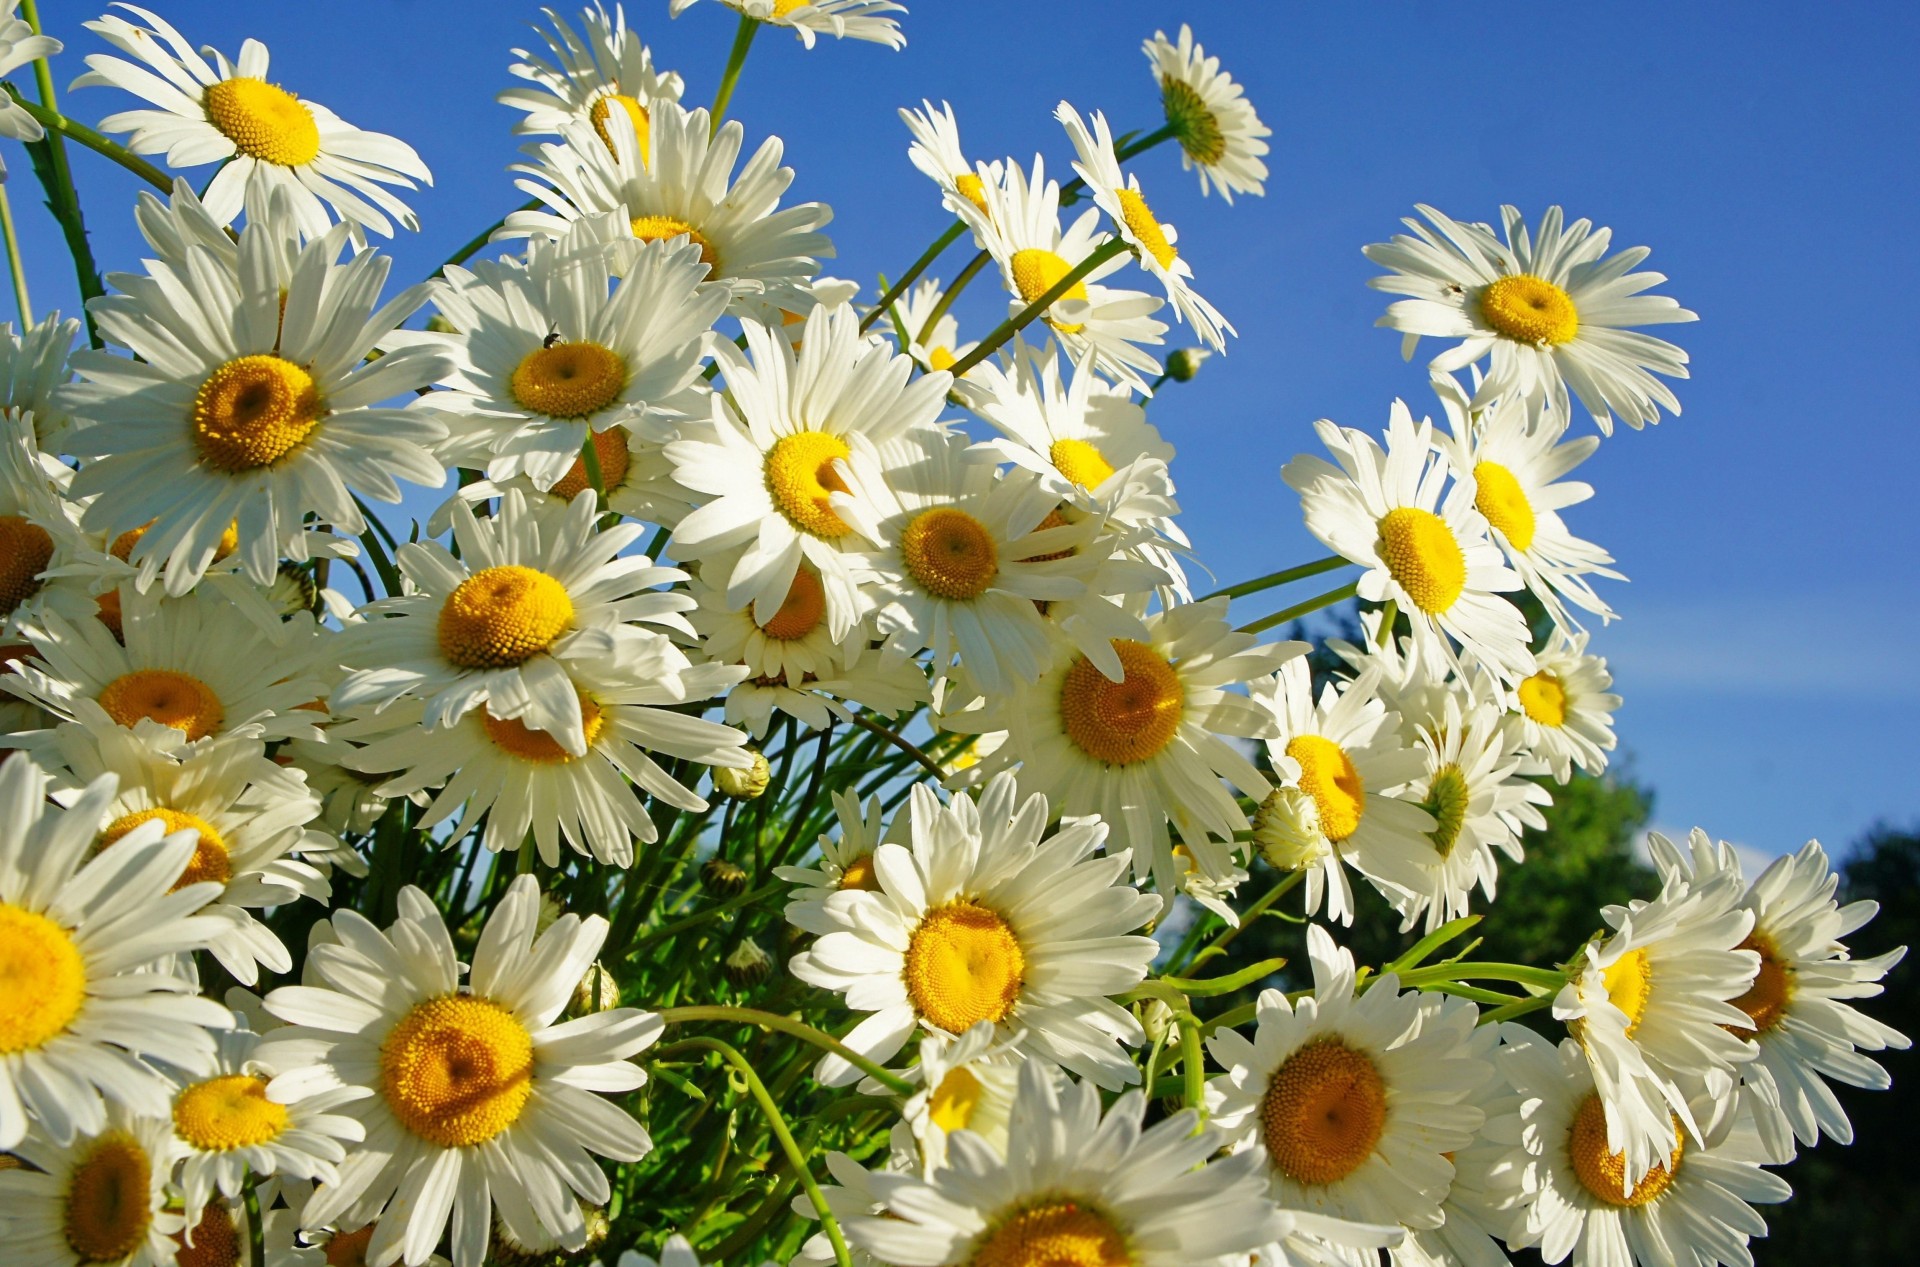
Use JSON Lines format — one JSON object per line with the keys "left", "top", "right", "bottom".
{"left": 1252, "top": 786, "right": 1331, "bottom": 872}
{"left": 1137, "top": 997, "right": 1176, "bottom": 1046}
{"left": 701, "top": 857, "right": 750, "bottom": 897}
{"left": 724, "top": 937, "right": 774, "bottom": 988}
{"left": 1164, "top": 346, "right": 1212, "bottom": 381}
{"left": 713, "top": 748, "right": 771, "bottom": 800}
{"left": 569, "top": 961, "right": 622, "bottom": 1016}
{"left": 269, "top": 562, "right": 319, "bottom": 619}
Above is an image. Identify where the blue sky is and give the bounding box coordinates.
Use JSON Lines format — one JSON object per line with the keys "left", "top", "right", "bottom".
{"left": 9, "top": 1, "right": 1917, "bottom": 859}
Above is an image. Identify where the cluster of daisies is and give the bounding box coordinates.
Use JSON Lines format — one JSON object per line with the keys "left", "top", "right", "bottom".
{"left": 0, "top": 3, "right": 1903, "bottom": 1267}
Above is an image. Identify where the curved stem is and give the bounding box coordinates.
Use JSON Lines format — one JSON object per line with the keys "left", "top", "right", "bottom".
{"left": 841, "top": 709, "right": 944, "bottom": 781}
{"left": 710, "top": 16, "right": 760, "bottom": 133}
{"left": 1176, "top": 1009, "right": 1206, "bottom": 1124}
{"left": 1190, "top": 871, "right": 1304, "bottom": 967}
{"left": 1200, "top": 555, "right": 1348, "bottom": 604}
{"left": 915, "top": 249, "right": 988, "bottom": 346}
{"left": 947, "top": 237, "right": 1129, "bottom": 378}
{"left": 1476, "top": 989, "right": 1558, "bottom": 1026}
{"left": 1236, "top": 580, "right": 1360, "bottom": 637}
{"left": 0, "top": 182, "right": 30, "bottom": 323}
{"left": 4, "top": 92, "right": 172, "bottom": 193}
{"left": 657, "top": 1004, "right": 916, "bottom": 1096}
{"left": 860, "top": 219, "right": 965, "bottom": 333}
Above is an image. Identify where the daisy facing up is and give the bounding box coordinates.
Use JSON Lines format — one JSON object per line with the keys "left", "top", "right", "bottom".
{"left": 500, "top": 2, "right": 685, "bottom": 142}
{"left": 259, "top": 876, "right": 664, "bottom": 1267}
{"left": 774, "top": 788, "right": 898, "bottom": 936}
{"left": 0, "top": 1103, "right": 188, "bottom": 1267}
{"left": 790, "top": 773, "right": 1161, "bottom": 1089}
{"left": 1507, "top": 630, "right": 1620, "bottom": 782}
{"left": 1145, "top": 24, "right": 1271, "bottom": 203}
{"left": 75, "top": 3, "right": 432, "bottom": 237}
{"left": 1366, "top": 204, "right": 1697, "bottom": 433}
{"left": 670, "top": 0, "right": 907, "bottom": 50}
{"left": 889, "top": 278, "right": 978, "bottom": 376}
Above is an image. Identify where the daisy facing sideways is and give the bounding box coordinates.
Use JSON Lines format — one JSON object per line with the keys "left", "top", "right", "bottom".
{"left": 1145, "top": 24, "right": 1271, "bottom": 203}
{"left": 0, "top": 1103, "right": 188, "bottom": 1267}
{"left": 1507, "top": 630, "right": 1620, "bottom": 783}
{"left": 500, "top": 1, "right": 685, "bottom": 141}
{"left": 670, "top": 0, "right": 907, "bottom": 50}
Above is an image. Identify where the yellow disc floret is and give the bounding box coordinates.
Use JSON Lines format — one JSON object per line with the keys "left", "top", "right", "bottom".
{"left": 758, "top": 566, "right": 827, "bottom": 641}
{"left": 0, "top": 514, "right": 51, "bottom": 617}
{"left": 174, "top": 1204, "right": 241, "bottom": 1267}
{"left": 900, "top": 507, "right": 999, "bottom": 601}
{"left": 1048, "top": 438, "right": 1115, "bottom": 490}
{"left": 550, "top": 427, "right": 632, "bottom": 501}
{"left": 1058, "top": 640, "right": 1184, "bottom": 767}
{"left": 203, "top": 77, "right": 321, "bottom": 167}
{"left": 63, "top": 1130, "right": 153, "bottom": 1263}
{"left": 629, "top": 215, "right": 719, "bottom": 270}
{"left": 436, "top": 565, "right": 576, "bottom": 669}
{"left": 98, "top": 669, "right": 226, "bottom": 741}
{"left": 191, "top": 355, "right": 325, "bottom": 473}
{"left": 1472, "top": 461, "right": 1536, "bottom": 552}
{"left": 1518, "top": 671, "right": 1568, "bottom": 727}
{"left": 1161, "top": 75, "right": 1226, "bottom": 165}
{"left": 1375, "top": 507, "right": 1467, "bottom": 615}
{"left": 380, "top": 994, "right": 535, "bottom": 1148}
{"left": 1286, "top": 734, "right": 1364, "bottom": 843}
{"left": 954, "top": 172, "right": 991, "bottom": 217}
{"left": 1010, "top": 249, "right": 1090, "bottom": 335}
{"left": 589, "top": 93, "right": 651, "bottom": 161}
{"left": 1479, "top": 274, "right": 1580, "bottom": 347}
{"left": 111, "top": 519, "right": 239, "bottom": 565}
{"left": 1260, "top": 1038, "right": 1387, "bottom": 1186}
{"left": 928, "top": 1066, "right": 984, "bottom": 1134}
{"left": 971, "top": 1200, "right": 1132, "bottom": 1267}
{"left": 904, "top": 900, "right": 1026, "bottom": 1033}
{"left": 173, "top": 1074, "right": 290, "bottom": 1152}
{"left": 1113, "top": 188, "right": 1177, "bottom": 270}
{"left": 482, "top": 695, "right": 605, "bottom": 764}
{"left": 838, "top": 852, "right": 879, "bottom": 891}
{"left": 1602, "top": 948, "right": 1654, "bottom": 1036}
{"left": 764, "top": 430, "right": 855, "bottom": 539}
{"left": 1569, "top": 1094, "right": 1682, "bottom": 1207}
{"left": 0, "top": 903, "right": 86, "bottom": 1054}
{"left": 101, "top": 808, "right": 230, "bottom": 892}
{"left": 1729, "top": 933, "right": 1792, "bottom": 1038}
{"left": 509, "top": 341, "right": 628, "bottom": 420}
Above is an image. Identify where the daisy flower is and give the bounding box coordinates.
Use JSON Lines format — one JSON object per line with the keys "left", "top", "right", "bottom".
{"left": 74, "top": 3, "right": 432, "bottom": 237}
{"left": 0, "top": 757, "right": 230, "bottom": 1149}
{"left": 1284, "top": 401, "right": 1534, "bottom": 680}
{"left": 1365, "top": 205, "right": 1698, "bottom": 433}
{"left": 60, "top": 196, "right": 450, "bottom": 595}
{"left": 413, "top": 231, "right": 726, "bottom": 493}
{"left": 775, "top": 789, "right": 897, "bottom": 935}
{"left": 972, "top": 154, "right": 1169, "bottom": 394}
{"left": 890, "top": 278, "right": 977, "bottom": 375}
{"left": 670, "top": 0, "right": 907, "bottom": 50}
{"left": 500, "top": 2, "right": 685, "bottom": 143}
{"left": 1249, "top": 655, "right": 1435, "bottom": 926}
{"left": 790, "top": 773, "right": 1161, "bottom": 1089}
{"left": 1207, "top": 925, "right": 1492, "bottom": 1246}
{"left": 1145, "top": 24, "right": 1271, "bottom": 203}
{"left": 1388, "top": 1018, "right": 1517, "bottom": 1267}
{"left": 1506, "top": 630, "right": 1620, "bottom": 782}
{"left": 840, "top": 1059, "right": 1281, "bottom": 1267}
{"left": 503, "top": 100, "right": 835, "bottom": 306}
{"left": 1553, "top": 863, "right": 1760, "bottom": 1187}
{"left": 258, "top": 876, "right": 664, "bottom": 1267}
{"left": 664, "top": 305, "right": 949, "bottom": 639}
{"left": 0, "top": 1105, "right": 187, "bottom": 1267}
{"left": 0, "top": 1, "right": 57, "bottom": 178}
{"left": 1647, "top": 829, "right": 1911, "bottom": 1163}
{"left": 0, "top": 409, "right": 85, "bottom": 638}
{"left": 1491, "top": 1026, "right": 1791, "bottom": 1267}
{"left": 900, "top": 100, "right": 997, "bottom": 228}
{"left": 897, "top": 1022, "right": 1021, "bottom": 1174}
{"left": 0, "top": 313, "right": 82, "bottom": 449}
{"left": 333, "top": 489, "right": 694, "bottom": 754}
{"left": 1058, "top": 101, "right": 1235, "bottom": 351}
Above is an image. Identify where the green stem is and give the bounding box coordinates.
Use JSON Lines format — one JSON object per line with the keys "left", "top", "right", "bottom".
{"left": 4, "top": 93, "right": 172, "bottom": 193}
{"left": 1176, "top": 1009, "right": 1206, "bottom": 1124}
{"left": 842, "top": 709, "right": 944, "bottom": 781}
{"left": 947, "top": 237, "right": 1129, "bottom": 378}
{"left": 1236, "top": 580, "right": 1361, "bottom": 637}
{"left": 916, "top": 249, "right": 988, "bottom": 345}
{"left": 1394, "top": 961, "right": 1570, "bottom": 991}
{"left": 1189, "top": 871, "right": 1304, "bottom": 966}
{"left": 356, "top": 525, "right": 402, "bottom": 599}
{"left": 626, "top": 881, "right": 778, "bottom": 952}
{"left": 710, "top": 16, "right": 760, "bottom": 133}
{"left": 655, "top": 1037, "right": 853, "bottom": 1267}
{"left": 1200, "top": 555, "right": 1348, "bottom": 604}
{"left": 1148, "top": 957, "right": 1288, "bottom": 998}
{"left": 657, "top": 1005, "right": 915, "bottom": 1096}
{"left": 242, "top": 1177, "right": 265, "bottom": 1267}
{"left": 432, "top": 197, "right": 542, "bottom": 279}
{"left": 0, "top": 181, "right": 30, "bottom": 324}
{"left": 579, "top": 428, "right": 607, "bottom": 511}
{"left": 860, "top": 219, "right": 967, "bottom": 333}
{"left": 1476, "top": 990, "right": 1558, "bottom": 1026}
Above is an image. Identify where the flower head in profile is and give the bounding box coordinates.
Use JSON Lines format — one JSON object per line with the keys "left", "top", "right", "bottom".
{"left": 670, "top": 0, "right": 906, "bottom": 50}
{"left": 1145, "top": 24, "right": 1270, "bottom": 203}
{"left": 0, "top": 1104, "right": 187, "bottom": 1267}
{"left": 501, "top": 2, "right": 685, "bottom": 140}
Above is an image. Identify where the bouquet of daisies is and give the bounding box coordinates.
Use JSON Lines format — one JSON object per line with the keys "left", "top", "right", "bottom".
{"left": 0, "top": 3, "right": 1904, "bottom": 1267}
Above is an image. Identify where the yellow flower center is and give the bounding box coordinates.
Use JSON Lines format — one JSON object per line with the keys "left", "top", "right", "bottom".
{"left": 0, "top": 514, "right": 51, "bottom": 617}
{"left": 1286, "top": 734, "right": 1364, "bottom": 843}
{"left": 380, "top": 994, "right": 535, "bottom": 1148}
{"left": 971, "top": 1201, "right": 1132, "bottom": 1267}
{"left": 550, "top": 427, "right": 632, "bottom": 501}
{"left": 1518, "top": 671, "right": 1568, "bottom": 728}
{"left": 1568, "top": 1094, "right": 1682, "bottom": 1207}
{"left": 509, "top": 341, "right": 628, "bottom": 420}
{"left": 1058, "top": 640, "right": 1184, "bottom": 767}
{"left": 482, "top": 695, "right": 606, "bottom": 764}
{"left": 1010, "top": 249, "right": 1089, "bottom": 335}
{"left": 190, "top": 355, "right": 325, "bottom": 473}
{"left": 1423, "top": 763, "right": 1471, "bottom": 858}
{"left": 323, "top": 1227, "right": 375, "bottom": 1267}
{"left": 436, "top": 565, "right": 576, "bottom": 669}
{"left": 770, "top": 0, "right": 811, "bottom": 15}
{"left": 900, "top": 507, "right": 999, "bottom": 601}
{"left": 954, "top": 172, "right": 991, "bottom": 217}
{"left": 1375, "top": 507, "right": 1467, "bottom": 615}
{"left": 174, "top": 1203, "right": 241, "bottom": 1267}
{"left": 98, "top": 669, "right": 226, "bottom": 741}
{"left": 838, "top": 853, "right": 880, "bottom": 891}
{"left": 904, "top": 900, "right": 1026, "bottom": 1033}
{"left": 111, "top": 520, "right": 239, "bottom": 565}
{"left": 173, "top": 1074, "right": 289, "bottom": 1152}
{"left": 1260, "top": 1038, "right": 1387, "bottom": 1187}
{"left": 0, "top": 903, "right": 86, "bottom": 1054}
{"left": 588, "top": 93, "right": 651, "bottom": 162}
{"left": 64, "top": 1130, "right": 153, "bottom": 1263}
{"left": 928, "top": 346, "right": 958, "bottom": 372}
{"left": 629, "top": 215, "right": 720, "bottom": 271}
{"left": 1161, "top": 74, "right": 1226, "bottom": 165}
{"left": 928, "top": 1066, "right": 984, "bottom": 1134}
{"left": 1472, "top": 461, "right": 1536, "bottom": 552}
{"left": 758, "top": 566, "right": 827, "bottom": 641}
{"left": 1728, "top": 934, "right": 1792, "bottom": 1039}
{"left": 1113, "top": 188, "right": 1177, "bottom": 270}
{"left": 1479, "top": 274, "right": 1580, "bottom": 347}
{"left": 1048, "top": 438, "right": 1115, "bottom": 490}
{"left": 1602, "top": 947, "right": 1653, "bottom": 1036}
{"left": 764, "top": 430, "right": 855, "bottom": 539}
{"left": 95, "top": 590, "right": 124, "bottom": 640}
{"left": 203, "top": 77, "right": 321, "bottom": 167}
{"left": 101, "top": 808, "right": 230, "bottom": 892}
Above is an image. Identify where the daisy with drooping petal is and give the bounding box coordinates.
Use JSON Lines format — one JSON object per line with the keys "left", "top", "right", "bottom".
{"left": 900, "top": 100, "right": 997, "bottom": 230}
{"left": 60, "top": 193, "right": 449, "bottom": 595}
{"left": 1059, "top": 101, "right": 1235, "bottom": 351}
{"left": 890, "top": 278, "right": 978, "bottom": 375}
{"left": 75, "top": 3, "right": 432, "bottom": 237}
{"left": 0, "top": 1104, "right": 187, "bottom": 1267}
{"left": 500, "top": 2, "right": 684, "bottom": 141}
{"left": 1506, "top": 630, "right": 1619, "bottom": 783}
{"left": 1145, "top": 24, "right": 1270, "bottom": 203}
{"left": 1491, "top": 1025, "right": 1791, "bottom": 1267}
{"left": 0, "top": 313, "right": 82, "bottom": 449}
{"left": 1366, "top": 205, "right": 1697, "bottom": 433}
{"left": 1284, "top": 402, "right": 1535, "bottom": 680}
{"left": 790, "top": 773, "right": 1160, "bottom": 1089}
{"left": 664, "top": 305, "right": 949, "bottom": 639}
{"left": 0, "top": 757, "right": 230, "bottom": 1149}
{"left": 840, "top": 1059, "right": 1282, "bottom": 1267}
{"left": 775, "top": 789, "right": 898, "bottom": 935}
{"left": 259, "top": 876, "right": 664, "bottom": 1267}
{"left": 1647, "top": 830, "right": 1911, "bottom": 1164}
{"left": 670, "top": 0, "right": 906, "bottom": 49}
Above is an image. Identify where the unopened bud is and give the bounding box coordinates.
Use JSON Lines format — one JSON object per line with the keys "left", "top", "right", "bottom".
{"left": 1137, "top": 997, "right": 1175, "bottom": 1046}
{"left": 1252, "top": 786, "right": 1331, "bottom": 872}
{"left": 1164, "top": 347, "right": 1211, "bottom": 382}
{"left": 701, "top": 857, "right": 749, "bottom": 898}
{"left": 270, "top": 563, "right": 319, "bottom": 619}
{"left": 569, "top": 961, "right": 621, "bottom": 1016}
{"left": 713, "top": 748, "right": 771, "bottom": 800}
{"left": 724, "top": 937, "right": 773, "bottom": 988}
